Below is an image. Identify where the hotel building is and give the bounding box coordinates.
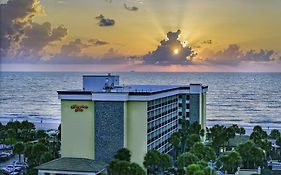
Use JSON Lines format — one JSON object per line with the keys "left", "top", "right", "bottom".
{"left": 37, "top": 74, "right": 208, "bottom": 175}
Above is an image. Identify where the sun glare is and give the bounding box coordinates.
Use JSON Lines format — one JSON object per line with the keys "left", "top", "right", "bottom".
{"left": 173, "top": 48, "right": 179, "bottom": 54}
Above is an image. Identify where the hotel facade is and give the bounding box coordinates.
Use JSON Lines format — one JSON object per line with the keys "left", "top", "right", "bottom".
{"left": 37, "top": 74, "right": 208, "bottom": 175}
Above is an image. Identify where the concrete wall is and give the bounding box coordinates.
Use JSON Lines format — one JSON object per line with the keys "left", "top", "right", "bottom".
{"left": 126, "top": 101, "right": 147, "bottom": 166}
{"left": 61, "top": 100, "right": 95, "bottom": 159}
{"left": 94, "top": 101, "right": 124, "bottom": 162}
{"left": 189, "top": 94, "right": 201, "bottom": 124}
{"left": 201, "top": 93, "right": 207, "bottom": 130}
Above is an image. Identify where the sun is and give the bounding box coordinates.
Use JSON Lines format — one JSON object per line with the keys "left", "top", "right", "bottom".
{"left": 173, "top": 48, "right": 179, "bottom": 54}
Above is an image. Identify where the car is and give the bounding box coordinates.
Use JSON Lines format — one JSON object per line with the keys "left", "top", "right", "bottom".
{"left": 0, "top": 166, "right": 14, "bottom": 174}
{"left": 14, "top": 162, "right": 28, "bottom": 168}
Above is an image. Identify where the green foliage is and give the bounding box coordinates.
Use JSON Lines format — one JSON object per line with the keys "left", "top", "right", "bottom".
{"left": 220, "top": 151, "right": 242, "bottom": 174}
{"left": 129, "top": 163, "right": 146, "bottom": 175}
{"left": 190, "top": 142, "right": 216, "bottom": 162}
{"left": 114, "top": 148, "right": 131, "bottom": 162}
{"left": 36, "top": 130, "right": 48, "bottom": 139}
{"left": 169, "top": 120, "right": 204, "bottom": 157}
{"left": 108, "top": 160, "right": 145, "bottom": 175}
{"left": 206, "top": 124, "right": 246, "bottom": 151}
{"left": 206, "top": 125, "right": 227, "bottom": 151}
{"left": 177, "top": 152, "right": 199, "bottom": 169}
{"left": 250, "top": 129, "right": 267, "bottom": 144}
{"left": 239, "top": 127, "right": 246, "bottom": 135}
{"left": 236, "top": 141, "right": 266, "bottom": 169}
{"left": 185, "top": 163, "right": 213, "bottom": 175}
{"left": 13, "top": 142, "right": 25, "bottom": 162}
{"left": 143, "top": 150, "right": 161, "bottom": 173}
{"left": 187, "top": 134, "right": 201, "bottom": 148}
{"left": 169, "top": 132, "right": 182, "bottom": 157}
{"left": 276, "top": 137, "right": 281, "bottom": 147}
{"left": 159, "top": 153, "right": 173, "bottom": 171}
{"left": 270, "top": 129, "right": 281, "bottom": 139}
{"left": 39, "top": 152, "right": 55, "bottom": 164}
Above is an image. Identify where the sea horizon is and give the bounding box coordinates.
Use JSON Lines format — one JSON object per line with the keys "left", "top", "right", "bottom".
{"left": 1, "top": 72, "right": 280, "bottom": 133}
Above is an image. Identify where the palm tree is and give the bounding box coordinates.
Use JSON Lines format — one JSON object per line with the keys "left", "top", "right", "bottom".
{"left": 143, "top": 150, "right": 161, "bottom": 174}
{"left": 13, "top": 142, "right": 25, "bottom": 162}
{"left": 114, "top": 148, "right": 131, "bottom": 162}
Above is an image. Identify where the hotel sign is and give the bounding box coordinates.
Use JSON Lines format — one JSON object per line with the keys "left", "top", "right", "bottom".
{"left": 71, "top": 105, "right": 88, "bottom": 112}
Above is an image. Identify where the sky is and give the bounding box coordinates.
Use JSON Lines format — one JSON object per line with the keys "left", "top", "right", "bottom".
{"left": 1, "top": 0, "right": 281, "bottom": 72}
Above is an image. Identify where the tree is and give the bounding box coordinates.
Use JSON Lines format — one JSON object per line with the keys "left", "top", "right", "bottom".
{"left": 32, "top": 143, "right": 49, "bottom": 165}
{"left": 250, "top": 130, "right": 267, "bottom": 144}
{"left": 6, "top": 128, "right": 16, "bottom": 139}
{"left": 236, "top": 141, "right": 265, "bottom": 169}
{"left": 277, "top": 137, "right": 281, "bottom": 147}
{"left": 58, "top": 124, "right": 61, "bottom": 141}
{"left": 169, "top": 132, "right": 182, "bottom": 158}
{"left": 206, "top": 125, "right": 228, "bottom": 152}
{"left": 177, "top": 152, "right": 199, "bottom": 169}
{"left": 36, "top": 130, "right": 48, "bottom": 139}
{"left": 190, "top": 142, "right": 216, "bottom": 162}
{"left": 185, "top": 163, "right": 212, "bottom": 175}
{"left": 108, "top": 160, "right": 145, "bottom": 175}
{"left": 187, "top": 134, "right": 201, "bottom": 149}
{"left": 220, "top": 151, "right": 242, "bottom": 174}
{"left": 39, "top": 152, "right": 55, "bottom": 164}
{"left": 108, "top": 160, "right": 131, "bottom": 175}
{"left": 159, "top": 153, "right": 173, "bottom": 172}
{"left": 21, "top": 120, "right": 35, "bottom": 131}
{"left": 128, "top": 163, "right": 146, "bottom": 175}
{"left": 114, "top": 148, "right": 131, "bottom": 162}
{"left": 0, "top": 130, "right": 7, "bottom": 142}
{"left": 238, "top": 127, "right": 246, "bottom": 135}
{"left": 270, "top": 129, "right": 281, "bottom": 139}
{"left": 13, "top": 142, "right": 25, "bottom": 162}
{"left": 143, "top": 150, "right": 161, "bottom": 174}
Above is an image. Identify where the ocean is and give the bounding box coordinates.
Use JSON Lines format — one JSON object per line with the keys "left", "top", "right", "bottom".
{"left": 0, "top": 72, "right": 281, "bottom": 131}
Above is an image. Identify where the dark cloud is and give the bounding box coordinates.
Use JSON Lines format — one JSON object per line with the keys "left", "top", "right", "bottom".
{"left": 0, "top": 0, "right": 44, "bottom": 56}
{"left": 48, "top": 39, "right": 127, "bottom": 64}
{"left": 142, "top": 30, "right": 196, "bottom": 65}
{"left": 59, "top": 39, "right": 86, "bottom": 57}
{"left": 204, "top": 44, "right": 280, "bottom": 65}
{"left": 88, "top": 39, "right": 109, "bottom": 46}
{"left": 21, "top": 22, "right": 67, "bottom": 55}
{"left": 95, "top": 14, "right": 115, "bottom": 27}
{"left": 0, "top": 0, "right": 68, "bottom": 60}
{"left": 124, "top": 4, "right": 139, "bottom": 11}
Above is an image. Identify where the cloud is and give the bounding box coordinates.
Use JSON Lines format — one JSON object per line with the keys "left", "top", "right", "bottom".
{"left": 88, "top": 39, "right": 109, "bottom": 46}
{"left": 0, "top": 0, "right": 45, "bottom": 56}
{"left": 202, "top": 44, "right": 280, "bottom": 65}
{"left": 48, "top": 39, "right": 127, "bottom": 64}
{"left": 59, "top": 39, "right": 86, "bottom": 57}
{"left": 0, "top": 0, "right": 68, "bottom": 60}
{"left": 21, "top": 22, "right": 67, "bottom": 55}
{"left": 142, "top": 30, "right": 196, "bottom": 65}
{"left": 95, "top": 14, "right": 115, "bottom": 27}
{"left": 124, "top": 4, "right": 139, "bottom": 11}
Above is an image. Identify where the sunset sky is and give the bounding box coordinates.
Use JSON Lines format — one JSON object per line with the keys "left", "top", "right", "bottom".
{"left": 1, "top": 0, "right": 281, "bottom": 72}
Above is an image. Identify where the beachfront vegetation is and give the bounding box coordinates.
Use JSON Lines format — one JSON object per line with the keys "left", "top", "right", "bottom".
{"left": 0, "top": 121, "right": 61, "bottom": 175}
{"left": 108, "top": 148, "right": 145, "bottom": 175}
{"left": 114, "top": 148, "right": 131, "bottom": 162}
{"left": 143, "top": 150, "right": 173, "bottom": 174}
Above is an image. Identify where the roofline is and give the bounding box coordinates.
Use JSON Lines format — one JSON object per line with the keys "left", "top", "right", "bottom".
{"left": 57, "top": 86, "right": 204, "bottom": 96}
